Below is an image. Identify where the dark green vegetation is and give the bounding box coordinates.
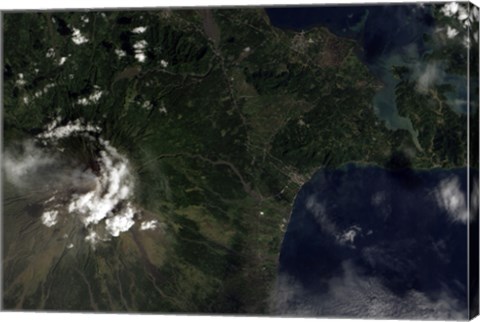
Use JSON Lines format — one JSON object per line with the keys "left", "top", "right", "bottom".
{"left": 2, "top": 7, "right": 474, "bottom": 313}
{"left": 387, "top": 5, "right": 477, "bottom": 169}
{"left": 394, "top": 72, "right": 469, "bottom": 168}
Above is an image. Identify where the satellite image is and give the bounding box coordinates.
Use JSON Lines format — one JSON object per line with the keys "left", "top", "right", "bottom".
{"left": 1, "top": 2, "right": 479, "bottom": 319}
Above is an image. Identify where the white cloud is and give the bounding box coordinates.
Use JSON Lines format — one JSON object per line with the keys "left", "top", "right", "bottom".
{"left": 85, "top": 230, "right": 101, "bottom": 248}
{"left": 58, "top": 56, "right": 67, "bottom": 66}
{"left": 440, "top": 2, "right": 477, "bottom": 31}
{"left": 15, "top": 73, "right": 26, "bottom": 86}
{"left": 37, "top": 119, "right": 100, "bottom": 140}
{"left": 133, "top": 40, "right": 148, "bottom": 63}
{"left": 132, "top": 26, "right": 147, "bottom": 34}
{"left": 135, "top": 53, "right": 146, "bottom": 63}
{"left": 435, "top": 176, "right": 469, "bottom": 224}
{"left": 133, "top": 40, "right": 147, "bottom": 50}
{"left": 76, "top": 87, "right": 103, "bottom": 106}
{"left": 473, "top": 6, "right": 480, "bottom": 20}
{"left": 67, "top": 139, "right": 136, "bottom": 229}
{"left": 8, "top": 119, "right": 143, "bottom": 248}
{"left": 140, "top": 220, "right": 159, "bottom": 231}
{"left": 457, "top": 6, "right": 469, "bottom": 21}
{"left": 105, "top": 207, "right": 136, "bottom": 237}
{"left": 115, "top": 49, "right": 126, "bottom": 58}
{"left": 71, "top": 28, "right": 89, "bottom": 45}
{"left": 33, "top": 83, "right": 55, "bottom": 98}
{"left": 446, "top": 26, "right": 459, "bottom": 39}
{"left": 44, "top": 195, "right": 56, "bottom": 204}
{"left": 159, "top": 106, "right": 168, "bottom": 114}
{"left": 46, "top": 47, "right": 55, "bottom": 58}
{"left": 440, "top": 2, "right": 459, "bottom": 17}
{"left": 141, "top": 100, "right": 153, "bottom": 110}
{"left": 41, "top": 210, "right": 58, "bottom": 227}
{"left": 338, "top": 225, "right": 362, "bottom": 246}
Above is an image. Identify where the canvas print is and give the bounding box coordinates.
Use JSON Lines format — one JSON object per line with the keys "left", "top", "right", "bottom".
{"left": 1, "top": 1, "right": 479, "bottom": 319}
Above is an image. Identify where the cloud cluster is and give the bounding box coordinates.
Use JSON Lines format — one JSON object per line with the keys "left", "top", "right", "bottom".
{"left": 41, "top": 210, "right": 59, "bottom": 227}
{"left": 440, "top": 2, "right": 478, "bottom": 27}
{"left": 274, "top": 260, "right": 466, "bottom": 319}
{"left": 140, "top": 220, "right": 159, "bottom": 231}
{"left": 76, "top": 86, "right": 103, "bottom": 106}
{"left": 38, "top": 120, "right": 143, "bottom": 246}
{"left": 66, "top": 138, "right": 136, "bottom": 228}
{"left": 37, "top": 118, "right": 100, "bottom": 141}
{"left": 71, "top": 27, "right": 89, "bottom": 45}
{"left": 338, "top": 225, "right": 362, "bottom": 246}
{"left": 439, "top": 2, "right": 479, "bottom": 46}
{"left": 4, "top": 118, "right": 161, "bottom": 249}
{"left": 306, "top": 195, "right": 364, "bottom": 248}
{"left": 133, "top": 39, "right": 148, "bottom": 63}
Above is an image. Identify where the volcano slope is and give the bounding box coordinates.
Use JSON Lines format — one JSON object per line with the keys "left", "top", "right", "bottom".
{"left": 2, "top": 7, "right": 473, "bottom": 313}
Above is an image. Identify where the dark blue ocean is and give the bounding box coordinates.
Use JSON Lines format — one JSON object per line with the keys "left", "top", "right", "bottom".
{"left": 274, "top": 164, "right": 473, "bottom": 318}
